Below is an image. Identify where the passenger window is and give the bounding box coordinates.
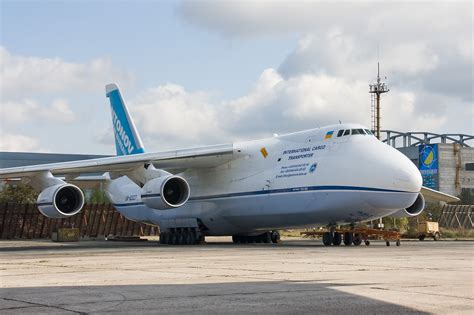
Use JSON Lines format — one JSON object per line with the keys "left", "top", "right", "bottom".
{"left": 337, "top": 130, "right": 344, "bottom": 137}
{"left": 343, "top": 129, "right": 350, "bottom": 136}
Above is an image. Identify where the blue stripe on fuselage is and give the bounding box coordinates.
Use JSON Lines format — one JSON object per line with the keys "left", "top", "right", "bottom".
{"left": 113, "top": 185, "right": 415, "bottom": 207}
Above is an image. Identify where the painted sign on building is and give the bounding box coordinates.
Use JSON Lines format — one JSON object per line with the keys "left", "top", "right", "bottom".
{"left": 419, "top": 144, "right": 439, "bottom": 190}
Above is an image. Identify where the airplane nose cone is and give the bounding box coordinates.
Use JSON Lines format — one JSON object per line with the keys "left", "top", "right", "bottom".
{"left": 392, "top": 149, "right": 422, "bottom": 193}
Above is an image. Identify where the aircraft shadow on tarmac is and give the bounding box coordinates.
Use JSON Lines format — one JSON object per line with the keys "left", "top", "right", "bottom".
{"left": 0, "top": 239, "right": 408, "bottom": 253}
{"left": 0, "top": 281, "right": 429, "bottom": 314}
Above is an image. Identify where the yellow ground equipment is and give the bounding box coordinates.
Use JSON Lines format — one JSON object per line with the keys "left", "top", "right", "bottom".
{"left": 418, "top": 221, "right": 441, "bottom": 241}
{"left": 52, "top": 228, "right": 80, "bottom": 242}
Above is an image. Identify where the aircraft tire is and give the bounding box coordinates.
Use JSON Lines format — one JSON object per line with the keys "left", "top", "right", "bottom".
{"left": 262, "top": 232, "right": 272, "bottom": 243}
{"left": 192, "top": 230, "right": 200, "bottom": 244}
{"left": 353, "top": 233, "right": 362, "bottom": 246}
{"left": 332, "top": 232, "right": 342, "bottom": 246}
{"left": 160, "top": 232, "right": 169, "bottom": 245}
{"left": 170, "top": 232, "right": 178, "bottom": 245}
{"left": 271, "top": 231, "right": 280, "bottom": 243}
{"left": 183, "top": 230, "right": 192, "bottom": 245}
{"left": 343, "top": 232, "right": 353, "bottom": 246}
{"left": 179, "top": 231, "right": 186, "bottom": 245}
{"left": 322, "top": 232, "right": 332, "bottom": 246}
{"left": 232, "top": 235, "right": 239, "bottom": 243}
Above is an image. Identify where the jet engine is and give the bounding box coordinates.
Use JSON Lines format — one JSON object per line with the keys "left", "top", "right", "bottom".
{"left": 141, "top": 176, "right": 190, "bottom": 209}
{"left": 37, "top": 184, "right": 85, "bottom": 219}
{"left": 390, "top": 193, "right": 425, "bottom": 218}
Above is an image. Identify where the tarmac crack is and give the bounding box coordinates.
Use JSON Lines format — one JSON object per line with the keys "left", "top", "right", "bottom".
{"left": 0, "top": 297, "right": 86, "bottom": 314}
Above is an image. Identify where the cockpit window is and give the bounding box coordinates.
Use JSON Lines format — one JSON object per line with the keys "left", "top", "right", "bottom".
{"left": 364, "top": 129, "right": 373, "bottom": 135}
{"left": 343, "top": 129, "right": 350, "bottom": 136}
{"left": 337, "top": 130, "right": 344, "bottom": 137}
{"left": 352, "top": 129, "right": 365, "bottom": 135}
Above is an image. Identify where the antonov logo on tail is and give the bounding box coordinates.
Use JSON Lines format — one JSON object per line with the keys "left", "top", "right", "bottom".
{"left": 111, "top": 110, "right": 135, "bottom": 154}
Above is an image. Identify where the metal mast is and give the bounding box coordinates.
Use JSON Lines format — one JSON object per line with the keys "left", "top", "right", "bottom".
{"left": 369, "top": 62, "right": 389, "bottom": 139}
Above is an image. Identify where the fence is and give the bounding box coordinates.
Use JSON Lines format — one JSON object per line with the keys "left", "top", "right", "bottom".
{"left": 0, "top": 203, "right": 160, "bottom": 239}
{"left": 438, "top": 204, "right": 473, "bottom": 230}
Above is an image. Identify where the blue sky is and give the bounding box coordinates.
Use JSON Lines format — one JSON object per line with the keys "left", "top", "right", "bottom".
{"left": 1, "top": 1, "right": 294, "bottom": 97}
{"left": 1, "top": 1, "right": 472, "bottom": 154}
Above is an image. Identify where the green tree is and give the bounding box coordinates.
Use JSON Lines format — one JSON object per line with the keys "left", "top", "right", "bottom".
{"left": 87, "top": 189, "right": 109, "bottom": 204}
{"left": 0, "top": 183, "right": 38, "bottom": 204}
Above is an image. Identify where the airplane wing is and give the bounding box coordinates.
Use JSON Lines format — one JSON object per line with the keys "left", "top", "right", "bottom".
{"left": 0, "top": 143, "right": 234, "bottom": 179}
{"left": 421, "top": 186, "right": 460, "bottom": 203}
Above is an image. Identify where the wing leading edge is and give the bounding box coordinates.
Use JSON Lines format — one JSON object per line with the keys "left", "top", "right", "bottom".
{"left": 421, "top": 186, "right": 460, "bottom": 203}
{"left": 0, "top": 144, "right": 234, "bottom": 179}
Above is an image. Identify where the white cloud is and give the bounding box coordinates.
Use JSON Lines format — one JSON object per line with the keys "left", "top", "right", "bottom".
{"left": 0, "top": 46, "right": 132, "bottom": 98}
{"left": 0, "top": 133, "right": 40, "bottom": 152}
{"left": 0, "top": 98, "right": 75, "bottom": 125}
{"left": 125, "top": 66, "right": 472, "bottom": 151}
{"left": 0, "top": 47, "right": 131, "bottom": 152}
{"left": 130, "top": 84, "right": 223, "bottom": 149}
{"left": 179, "top": 1, "right": 472, "bottom": 42}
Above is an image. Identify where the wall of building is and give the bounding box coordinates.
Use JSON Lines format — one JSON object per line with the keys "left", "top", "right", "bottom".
{"left": 438, "top": 144, "right": 474, "bottom": 197}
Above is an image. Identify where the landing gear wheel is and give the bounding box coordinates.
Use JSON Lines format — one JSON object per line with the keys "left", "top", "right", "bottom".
{"left": 433, "top": 232, "right": 441, "bottom": 241}
{"left": 396, "top": 240, "right": 401, "bottom": 246}
{"left": 160, "top": 232, "right": 169, "bottom": 244}
{"left": 418, "top": 234, "right": 425, "bottom": 241}
{"left": 170, "top": 232, "right": 178, "bottom": 245}
{"left": 262, "top": 232, "right": 272, "bottom": 243}
{"left": 191, "top": 229, "right": 200, "bottom": 245}
{"left": 177, "top": 231, "right": 185, "bottom": 245}
{"left": 386, "top": 241, "right": 390, "bottom": 246}
{"left": 343, "top": 232, "right": 353, "bottom": 246}
{"left": 352, "top": 233, "right": 362, "bottom": 246}
{"left": 332, "top": 232, "right": 342, "bottom": 246}
{"left": 271, "top": 231, "right": 280, "bottom": 244}
{"left": 322, "top": 232, "right": 333, "bottom": 246}
{"left": 365, "top": 240, "right": 370, "bottom": 246}
{"left": 198, "top": 234, "right": 205, "bottom": 244}
{"left": 183, "top": 230, "right": 192, "bottom": 245}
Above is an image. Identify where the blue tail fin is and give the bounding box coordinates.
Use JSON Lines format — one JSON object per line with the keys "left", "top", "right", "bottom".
{"left": 105, "top": 83, "right": 145, "bottom": 156}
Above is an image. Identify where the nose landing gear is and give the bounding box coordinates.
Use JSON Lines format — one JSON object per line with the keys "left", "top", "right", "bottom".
{"left": 303, "top": 228, "right": 401, "bottom": 247}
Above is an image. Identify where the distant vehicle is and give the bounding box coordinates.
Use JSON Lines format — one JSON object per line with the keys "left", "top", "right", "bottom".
{"left": 0, "top": 84, "right": 459, "bottom": 246}
{"left": 418, "top": 221, "right": 441, "bottom": 241}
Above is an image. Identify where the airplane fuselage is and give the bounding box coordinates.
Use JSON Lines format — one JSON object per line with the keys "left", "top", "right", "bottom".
{"left": 107, "top": 123, "right": 422, "bottom": 236}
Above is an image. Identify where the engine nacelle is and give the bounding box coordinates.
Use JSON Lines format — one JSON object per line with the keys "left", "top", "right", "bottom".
{"left": 141, "top": 176, "right": 190, "bottom": 209}
{"left": 390, "top": 193, "right": 425, "bottom": 218}
{"left": 37, "top": 184, "right": 85, "bottom": 219}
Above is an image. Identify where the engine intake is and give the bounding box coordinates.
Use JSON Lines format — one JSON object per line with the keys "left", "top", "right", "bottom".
{"left": 390, "top": 193, "right": 425, "bottom": 218}
{"left": 141, "top": 176, "right": 190, "bottom": 209}
{"left": 37, "top": 184, "right": 85, "bottom": 219}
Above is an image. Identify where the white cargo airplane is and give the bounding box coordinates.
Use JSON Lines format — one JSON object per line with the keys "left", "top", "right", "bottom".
{"left": 0, "top": 84, "right": 459, "bottom": 245}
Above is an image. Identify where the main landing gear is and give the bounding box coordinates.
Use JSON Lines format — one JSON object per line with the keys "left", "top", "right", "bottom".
{"left": 160, "top": 227, "right": 204, "bottom": 245}
{"left": 232, "top": 231, "right": 280, "bottom": 244}
{"left": 322, "top": 231, "right": 363, "bottom": 246}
